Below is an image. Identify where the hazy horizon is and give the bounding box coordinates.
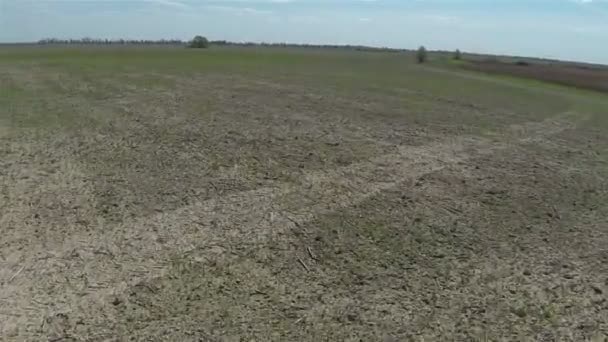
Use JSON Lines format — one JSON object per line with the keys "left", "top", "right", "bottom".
{"left": 1, "top": 0, "right": 607, "bottom": 64}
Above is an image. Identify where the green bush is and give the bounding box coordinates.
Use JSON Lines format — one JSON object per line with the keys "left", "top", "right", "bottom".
{"left": 189, "top": 36, "right": 209, "bottom": 49}
{"left": 454, "top": 49, "right": 462, "bottom": 60}
{"left": 416, "top": 46, "right": 427, "bottom": 63}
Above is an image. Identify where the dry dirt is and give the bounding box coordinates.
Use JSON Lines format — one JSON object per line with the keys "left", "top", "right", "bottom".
{"left": 462, "top": 60, "right": 608, "bottom": 94}
{"left": 1, "top": 63, "right": 607, "bottom": 341}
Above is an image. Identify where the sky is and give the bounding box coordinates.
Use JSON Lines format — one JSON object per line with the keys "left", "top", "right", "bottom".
{"left": 1, "top": 0, "right": 607, "bottom": 64}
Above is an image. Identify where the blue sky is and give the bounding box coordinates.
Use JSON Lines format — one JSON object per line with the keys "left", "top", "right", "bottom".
{"left": 1, "top": 0, "right": 607, "bottom": 63}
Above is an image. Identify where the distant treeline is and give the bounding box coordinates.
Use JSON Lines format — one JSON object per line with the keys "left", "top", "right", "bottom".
{"left": 36, "top": 38, "right": 406, "bottom": 53}
{"left": 38, "top": 38, "right": 185, "bottom": 45}
{"left": 211, "top": 40, "right": 404, "bottom": 52}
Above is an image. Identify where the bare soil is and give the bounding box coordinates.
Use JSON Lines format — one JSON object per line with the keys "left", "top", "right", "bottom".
{"left": 463, "top": 60, "right": 608, "bottom": 93}
{"left": 1, "top": 61, "right": 607, "bottom": 341}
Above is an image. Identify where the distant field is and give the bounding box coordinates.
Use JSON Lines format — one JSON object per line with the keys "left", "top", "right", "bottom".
{"left": 462, "top": 59, "right": 608, "bottom": 93}
{"left": 1, "top": 46, "right": 607, "bottom": 340}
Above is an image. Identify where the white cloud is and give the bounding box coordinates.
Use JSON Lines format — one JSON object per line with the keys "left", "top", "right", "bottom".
{"left": 205, "top": 5, "right": 273, "bottom": 15}
{"left": 202, "top": 0, "right": 292, "bottom": 2}
{"left": 569, "top": 0, "right": 608, "bottom": 3}
{"left": 288, "top": 15, "right": 321, "bottom": 24}
{"left": 145, "top": 0, "right": 189, "bottom": 9}
{"left": 569, "top": 24, "right": 608, "bottom": 33}
{"left": 423, "top": 14, "right": 460, "bottom": 25}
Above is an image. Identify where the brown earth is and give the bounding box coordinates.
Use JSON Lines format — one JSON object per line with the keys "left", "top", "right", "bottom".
{"left": 462, "top": 60, "right": 608, "bottom": 93}
{"left": 1, "top": 60, "right": 607, "bottom": 341}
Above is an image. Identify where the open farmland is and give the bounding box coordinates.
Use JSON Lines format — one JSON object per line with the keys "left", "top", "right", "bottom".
{"left": 1, "top": 47, "right": 607, "bottom": 340}
{"left": 461, "top": 59, "right": 608, "bottom": 94}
